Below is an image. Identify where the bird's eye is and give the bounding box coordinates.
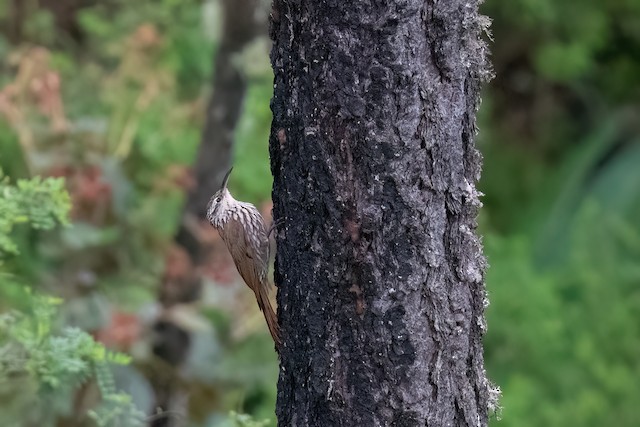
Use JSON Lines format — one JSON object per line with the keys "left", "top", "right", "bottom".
{"left": 215, "top": 197, "right": 221, "bottom": 203}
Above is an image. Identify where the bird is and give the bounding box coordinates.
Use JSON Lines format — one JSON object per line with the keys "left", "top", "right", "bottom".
{"left": 206, "top": 167, "right": 281, "bottom": 347}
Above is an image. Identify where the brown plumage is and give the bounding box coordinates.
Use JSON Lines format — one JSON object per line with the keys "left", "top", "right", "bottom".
{"left": 206, "top": 168, "right": 280, "bottom": 347}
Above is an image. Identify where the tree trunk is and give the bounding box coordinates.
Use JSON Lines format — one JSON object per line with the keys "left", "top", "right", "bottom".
{"left": 269, "top": 1, "right": 496, "bottom": 426}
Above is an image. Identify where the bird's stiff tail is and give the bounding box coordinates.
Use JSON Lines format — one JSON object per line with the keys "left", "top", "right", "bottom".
{"left": 255, "top": 284, "right": 281, "bottom": 348}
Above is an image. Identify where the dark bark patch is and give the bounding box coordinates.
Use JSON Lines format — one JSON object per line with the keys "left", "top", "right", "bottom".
{"left": 392, "top": 410, "right": 420, "bottom": 427}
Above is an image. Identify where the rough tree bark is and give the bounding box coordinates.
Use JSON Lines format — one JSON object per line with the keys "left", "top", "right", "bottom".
{"left": 269, "top": 1, "right": 497, "bottom": 426}
{"left": 149, "top": 1, "right": 263, "bottom": 425}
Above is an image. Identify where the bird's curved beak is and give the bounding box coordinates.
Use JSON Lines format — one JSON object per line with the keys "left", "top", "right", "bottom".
{"left": 221, "top": 167, "right": 233, "bottom": 191}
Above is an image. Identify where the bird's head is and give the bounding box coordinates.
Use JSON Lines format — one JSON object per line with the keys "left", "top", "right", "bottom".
{"left": 206, "top": 167, "right": 234, "bottom": 226}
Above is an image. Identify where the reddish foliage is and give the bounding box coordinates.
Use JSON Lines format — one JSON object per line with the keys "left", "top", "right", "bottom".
{"left": 260, "top": 200, "right": 273, "bottom": 225}
{"left": 166, "top": 164, "right": 196, "bottom": 190}
{"left": 197, "top": 220, "right": 237, "bottom": 286}
{"left": 46, "top": 164, "right": 112, "bottom": 223}
{"left": 164, "top": 244, "right": 194, "bottom": 281}
{"left": 94, "top": 311, "right": 141, "bottom": 351}
{"left": 200, "top": 251, "right": 237, "bottom": 285}
{"left": 131, "top": 23, "right": 162, "bottom": 51}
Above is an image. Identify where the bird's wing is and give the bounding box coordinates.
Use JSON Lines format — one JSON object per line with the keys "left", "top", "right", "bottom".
{"left": 242, "top": 207, "right": 269, "bottom": 282}
{"left": 221, "top": 212, "right": 269, "bottom": 289}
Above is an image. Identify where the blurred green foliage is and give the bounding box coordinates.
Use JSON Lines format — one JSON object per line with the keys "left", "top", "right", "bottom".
{"left": 0, "top": 175, "right": 144, "bottom": 427}
{"left": 480, "top": 0, "right": 640, "bottom": 425}
{"left": 0, "top": 173, "right": 70, "bottom": 254}
{"left": 227, "top": 411, "right": 270, "bottom": 427}
{"left": 0, "top": 0, "right": 276, "bottom": 425}
{"left": 0, "top": 0, "right": 638, "bottom": 426}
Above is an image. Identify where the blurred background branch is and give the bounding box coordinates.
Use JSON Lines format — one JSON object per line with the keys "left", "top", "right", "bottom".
{"left": 149, "top": 1, "right": 267, "bottom": 426}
